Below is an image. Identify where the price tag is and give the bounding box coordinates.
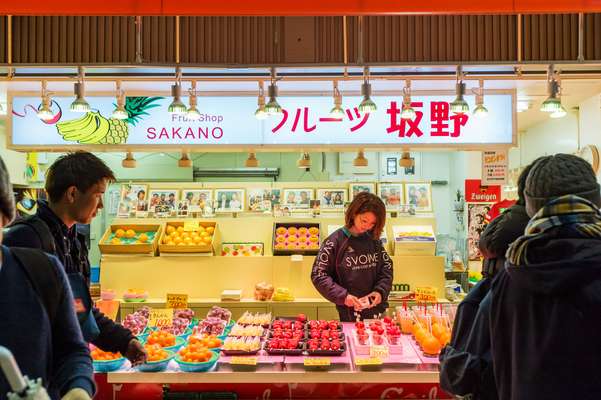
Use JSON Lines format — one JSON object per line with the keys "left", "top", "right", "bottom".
{"left": 355, "top": 357, "right": 382, "bottom": 366}
{"left": 148, "top": 308, "right": 173, "bottom": 328}
{"left": 166, "top": 293, "right": 188, "bottom": 309}
{"left": 369, "top": 345, "right": 389, "bottom": 359}
{"left": 304, "top": 357, "right": 331, "bottom": 367}
{"left": 183, "top": 221, "right": 200, "bottom": 232}
{"left": 415, "top": 287, "right": 438, "bottom": 303}
{"left": 230, "top": 357, "right": 258, "bottom": 366}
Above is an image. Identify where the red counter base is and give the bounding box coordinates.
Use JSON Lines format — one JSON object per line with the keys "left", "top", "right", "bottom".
{"left": 95, "top": 374, "right": 451, "bottom": 399}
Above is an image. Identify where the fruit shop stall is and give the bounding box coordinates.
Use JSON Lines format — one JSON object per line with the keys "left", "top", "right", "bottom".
{"left": 92, "top": 308, "right": 454, "bottom": 400}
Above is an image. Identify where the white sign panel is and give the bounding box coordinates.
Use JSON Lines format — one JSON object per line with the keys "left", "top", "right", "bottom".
{"left": 10, "top": 93, "right": 514, "bottom": 148}
{"left": 481, "top": 150, "right": 508, "bottom": 185}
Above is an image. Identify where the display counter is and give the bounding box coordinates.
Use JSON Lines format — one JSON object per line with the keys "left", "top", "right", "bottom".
{"left": 94, "top": 322, "right": 449, "bottom": 400}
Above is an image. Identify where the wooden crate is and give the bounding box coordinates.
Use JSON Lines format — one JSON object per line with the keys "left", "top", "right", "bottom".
{"left": 272, "top": 222, "right": 321, "bottom": 256}
{"left": 158, "top": 221, "right": 217, "bottom": 254}
{"left": 99, "top": 224, "right": 162, "bottom": 255}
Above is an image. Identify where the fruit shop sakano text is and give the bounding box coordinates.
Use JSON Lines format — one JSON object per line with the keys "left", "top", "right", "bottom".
{"left": 146, "top": 126, "right": 224, "bottom": 140}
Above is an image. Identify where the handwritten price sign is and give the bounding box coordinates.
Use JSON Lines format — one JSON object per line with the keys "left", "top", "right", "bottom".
{"left": 148, "top": 308, "right": 173, "bottom": 328}
{"left": 415, "top": 287, "right": 437, "bottom": 303}
{"left": 230, "top": 357, "right": 258, "bottom": 366}
{"left": 369, "top": 345, "right": 389, "bottom": 359}
{"left": 355, "top": 357, "right": 382, "bottom": 366}
{"left": 304, "top": 357, "right": 331, "bottom": 367}
{"left": 166, "top": 293, "right": 188, "bottom": 309}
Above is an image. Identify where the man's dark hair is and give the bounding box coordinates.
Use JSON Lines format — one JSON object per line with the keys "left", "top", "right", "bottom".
{"left": 45, "top": 151, "right": 115, "bottom": 203}
{"left": 0, "top": 156, "right": 15, "bottom": 222}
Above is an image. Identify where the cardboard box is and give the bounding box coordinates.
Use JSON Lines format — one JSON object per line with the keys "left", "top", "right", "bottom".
{"left": 158, "top": 221, "right": 217, "bottom": 254}
{"left": 392, "top": 225, "right": 436, "bottom": 256}
{"left": 99, "top": 224, "right": 162, "bottom": 255}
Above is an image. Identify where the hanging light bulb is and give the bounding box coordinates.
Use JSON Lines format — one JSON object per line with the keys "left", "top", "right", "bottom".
{"left": 122, "top": 152, "right": 137, "bottom": 168}
{"left": 540, "top": 65, "right": 563, "bottom": 114}
{"left": 37, "top": 80, "right": 54, "bottom": 121}
{"left": 472, "top": 80, "right": 488, "bottom": 118}
{"left": 245, "top": 152, "right": 259, "bottom": 167}
{"left": 111, "top": 80, "right": 128, "bottom": 120}
{"left": 399, "top": 151, "right": 415, "bottom": 168}
{"left": 330, "top": 81, "right": 344, "bottom": 117}
{"left": 353, "top": 150, "right": 368, "bottom": 167}
{"left": 70, "top": 66, "right": 90, "bottom": 112}
{"left": 178, "top": 152, "right": 193, "bottom": 168}
{"left": 186, "top": 80, "right": 201, "bottom": 120}
{"left": 450, "top": 66, "right": 469, "bottom": 114}
{"left": 297, "top": 152, "right": 311, "bottom": 168}
{"left": 265, "top": 68, "right": 283, "bottom": 115}
{"left": 358, "top": 67, "right": 377, "bottom": 113}
{"left": 401, "top": 80, "right": 416, "bottom": 120}
{"left": 168, "top": 67, "right": 187, "bottom": 114}
{"left": 255, "top": 81, "right": 268, "bottom": 120}
{"left": 550, "top": 105, "right": 567, "bottom": 119}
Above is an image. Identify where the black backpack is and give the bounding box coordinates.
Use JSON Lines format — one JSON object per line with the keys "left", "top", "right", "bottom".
{"left": 10, "top": 247, "right": 62, "bottom": 325}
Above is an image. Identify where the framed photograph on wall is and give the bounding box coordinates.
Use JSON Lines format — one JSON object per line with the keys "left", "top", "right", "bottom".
{"left": 282, "top": 189, "right": 314, "bottom": 209}
{"left": 349, "top": 182, "right": 376, "bottom": 200}
{"left": 148, "top": 189, "right": 180, "bottom": 212}
{"left": 248, "top": 188, "right": 280, "bottom": 212}
{"left": 214, "top": 189, "right": 245, "bottom": 212}
{"left": 317, "top": 188, "right": 347, "bottom": 209}
{"left": 181, "top": 189, "right": 213, "bottom": 212}
{"left": 119, "top": 183, "right": 149, "bottom": 212}
{"left": 377, "top": 183, "right": 403, "bottom": 209}
{"left": 404, "top": 182, "right": 433, "bottom": 212}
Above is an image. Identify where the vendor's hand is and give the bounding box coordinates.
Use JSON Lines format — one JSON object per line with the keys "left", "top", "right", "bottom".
{"left": 344, "top": 294, "right": 363, "bottom": 311}
{"left": 124, "top": 339, "right": 147, "bottom": 366}
{"left": 367, "top": 291, "right": 382, "bottom": 307}
{"left": 61, "top": 388, "right": 91, "bottom": 400}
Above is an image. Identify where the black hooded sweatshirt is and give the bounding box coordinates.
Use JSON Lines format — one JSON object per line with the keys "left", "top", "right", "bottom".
{"left": 490, "top": 228, "right": 601, "bottom": 400}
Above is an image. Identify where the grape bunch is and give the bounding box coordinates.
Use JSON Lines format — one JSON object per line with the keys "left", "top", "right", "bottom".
{"left": 207, "top": 306, "right": 231, "bottom": 322}
{"left": 173, "top": 308, "right": 194, "bottom": 322}
{"left": 196, "top": 317, "right": 226, "bottom": 336}
{"left": 122, "top": 311, "right": 148, "bottom": 336}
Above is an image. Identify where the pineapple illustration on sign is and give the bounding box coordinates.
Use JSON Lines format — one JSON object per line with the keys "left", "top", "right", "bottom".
{"left": 56, "top": 96, "right": 162, "bottom": 144}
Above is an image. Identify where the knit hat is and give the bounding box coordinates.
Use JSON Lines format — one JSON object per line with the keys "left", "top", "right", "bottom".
{"left": 524, "top": 153, "right": 601, "bottom": 216}
{"left": 0, "top": 156, "right": 15, "bottom": 223}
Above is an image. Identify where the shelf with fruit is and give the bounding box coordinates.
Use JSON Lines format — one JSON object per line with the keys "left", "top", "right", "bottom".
{"left": 159, "top": 222, "right": 216, "bottom": 253}
{"left": 273, "top": 224, "right": 321, "bottom": 255}
{"left": 221, "top": 242, "right": 264, "bottom": 257}
{"left": 99, "top": 224, "right": 162, "bottom": 254}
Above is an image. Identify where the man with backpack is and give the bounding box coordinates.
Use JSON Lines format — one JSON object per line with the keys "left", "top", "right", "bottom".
{"left": 3, "top": 151, "right": 146, "bottom": 365}
{"left": 0, "top": 156, "right": 95, "bottom": 400}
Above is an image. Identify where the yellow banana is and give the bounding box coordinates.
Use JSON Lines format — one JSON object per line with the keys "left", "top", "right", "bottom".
{"left": 61, "top": 115, "right": 99, "bottom": 141}
{"left": 56, "top": 112, "right": 94, "bottom": 134}
{"left": 78, "top": 113, "right": 110, "bottom": 144}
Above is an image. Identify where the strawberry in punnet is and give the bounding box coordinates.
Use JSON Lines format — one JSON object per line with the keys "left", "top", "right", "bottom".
{"left": 331, "top": 339, "right": 341, "bottom": 351}
{"left": 355, "top": 321, "right": 365, "bottom": 330}
{"left": 296, "top": 313, "right": 307, "bottom": 323}
{"left": 383, "top": 316, "right": 393, "bottom": 325}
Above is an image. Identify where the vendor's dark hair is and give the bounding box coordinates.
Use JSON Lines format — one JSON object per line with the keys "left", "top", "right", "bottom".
{"left": 0, "top": 156, "right": 15, "bottom": 222}
{"left": 345, "top": 192, "right": 386, "bottom": 240}
{"left": 45, "top": 151, "right": 115, "bottom": 203}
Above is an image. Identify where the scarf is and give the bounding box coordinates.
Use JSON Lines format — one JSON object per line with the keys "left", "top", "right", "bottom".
{"left": 506, "top": 195, "right": 601, "bottom": 266}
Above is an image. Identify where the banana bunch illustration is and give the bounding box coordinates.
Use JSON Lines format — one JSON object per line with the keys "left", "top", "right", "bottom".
{"left": 56, "top": 111, "right": 112, "bottom": 144}
{"left": 55, "top": 97, "right": 162, "bottom": 145}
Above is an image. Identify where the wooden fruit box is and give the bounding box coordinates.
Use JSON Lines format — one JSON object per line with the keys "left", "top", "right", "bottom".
{"left": 158, "top": 221, "right": 217, "bottom": 254}
{"left": 99, "top": 224, "right": 162, "bottom": 255}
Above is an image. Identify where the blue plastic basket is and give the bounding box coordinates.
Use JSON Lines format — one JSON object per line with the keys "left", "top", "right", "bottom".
{"left": 175, "top": 352, "right": 219, "bottom": 372}
{"left": 178, "top": 327, "right": 193, "bottom": 341}
{"left": 137, "top": 351, "right": 175, "bottom": 372}
{"left": 93, "top": 357, "right": 126, "bottom": 372}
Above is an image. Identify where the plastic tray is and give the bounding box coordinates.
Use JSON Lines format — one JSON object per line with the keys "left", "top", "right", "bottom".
{"left": 303, "top": 343, "right": 346, "bottom": 357}
{"left": 264, "top": 340, "right": 305, "bottom": 356}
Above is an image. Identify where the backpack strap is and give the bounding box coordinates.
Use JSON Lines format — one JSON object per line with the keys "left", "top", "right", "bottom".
{"left": 10, "top": 247, "right": 62, "bottom": 324}
{"left": 9, "top": 216, "right": 56, "bottom": 254}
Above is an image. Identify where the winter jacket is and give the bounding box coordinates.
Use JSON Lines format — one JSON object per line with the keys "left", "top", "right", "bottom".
{"left": 489, "top": 230, "right": 601, "bottom": 400}
{"left": 439, "top": 204, "right": 529, "bottom": 399}
{"left": 478, "top": 204, "right": 530, "bottom": 278}
{"left": 0, "top": 246, "right": 95, "bottom": 400}
{"left": 311, "top": 227, "right": 393, "bottom": 321}
{"left": 3, "top": 200, "right": 135, "bottom": 355}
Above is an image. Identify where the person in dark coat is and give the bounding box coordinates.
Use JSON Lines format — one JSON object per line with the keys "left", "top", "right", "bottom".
{"left": 489, "top": 154, "right": 601, "bottom": 400}
{"left": 0, "top": 155, "right": 95, "bottom": 400}
{"left": 3, "top": 152, "right": 146, "bottom": 366}
{"left": 439, "top": 161, "right": 535, "bottom": 399}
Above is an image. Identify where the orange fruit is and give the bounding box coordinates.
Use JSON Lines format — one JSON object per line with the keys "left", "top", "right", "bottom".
{"left": 125, "top": 229, "right": 136, "bottom": 238}
{"left": 176, "top": 226, "right": 184, "bottom": 234}
{"left": 202, "top": 237, "right": 212, "bottom": 244}
{"left": 287, "top": 227, "right": 298, "bottom": 235}
{"left": 205, "top": 226, "right": 214, "bottom": 234}
{"left": 422, "top": 335, "right": 442, "bottom": 356}
{"left": 166, "top": 226, "right": 176, "bottom": 235}
{"left": 110, "top": 238, "right": 121, "bottom": 245}
{"left": 115, "top": 229, "right": 125, "bottom": 238}
{"left": 173, "top": 237, "right": 183, "bottom": 245}
{"left": 309, "top": 235, "right": 319, "bottom": 243}
{"left": 139, "top": 233, "right": 149, "bottom": 243}
{"left": 438, "top": 332, "right": 451, "bottom": 347}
